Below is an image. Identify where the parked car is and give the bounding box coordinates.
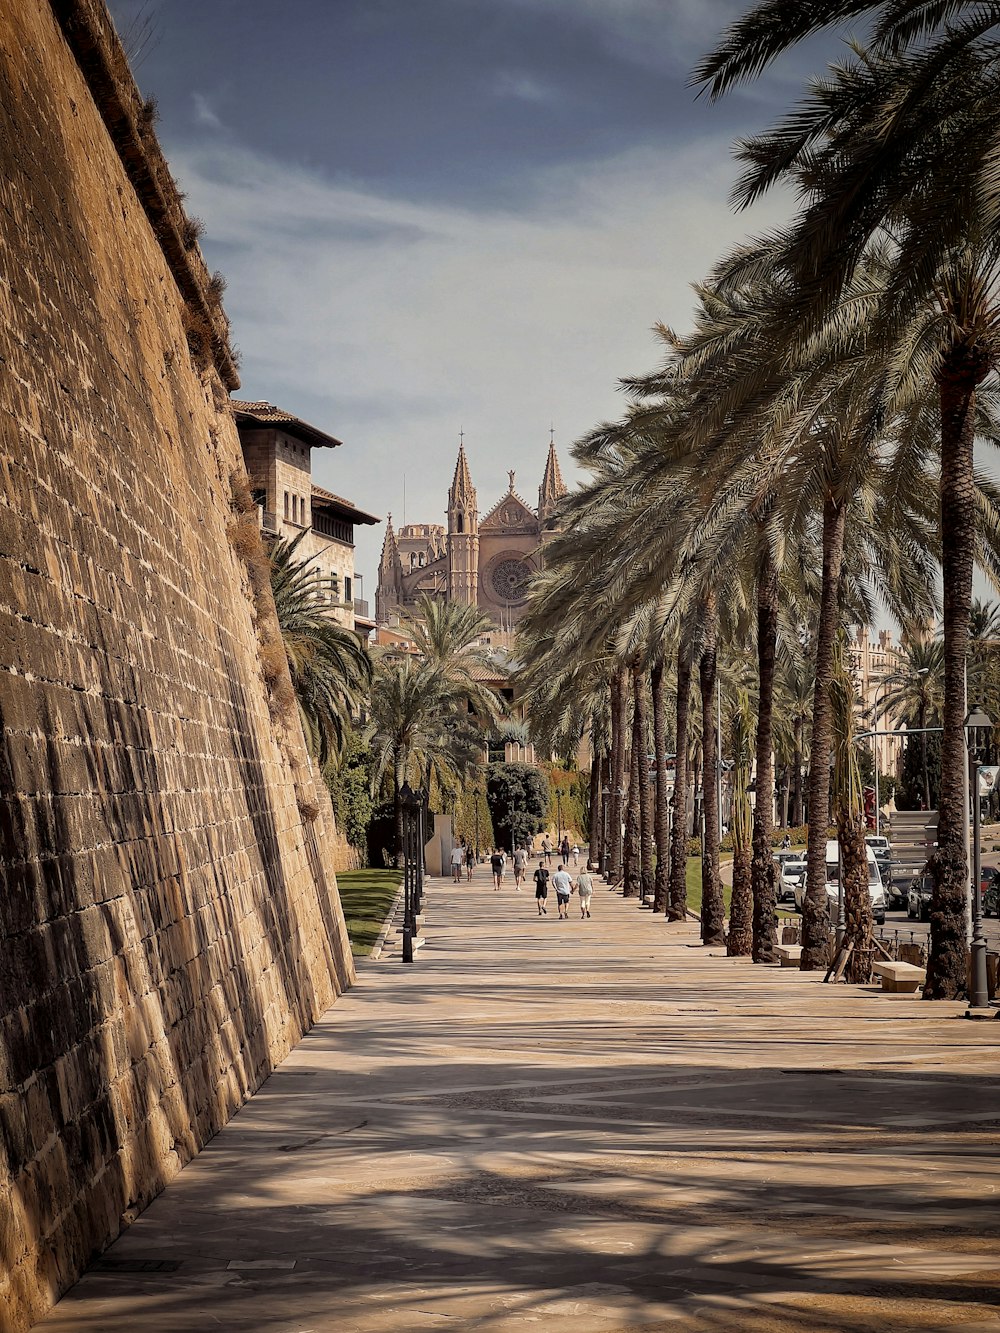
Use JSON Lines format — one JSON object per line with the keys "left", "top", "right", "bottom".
{"left": 907, "top": 874, "right": 933, "bottom": 921}
{"left": 795, "top": 840, "right": 887, "bottom": 924}
{"left": 865, "top": 834, "right": 892, "bottom": 883}
{"left": 778, "top": 858, "right": 806, "bottom": 904}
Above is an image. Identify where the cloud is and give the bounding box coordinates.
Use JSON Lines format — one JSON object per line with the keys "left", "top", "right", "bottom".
{"left": 492, "top": 69, "right": 558, "bottom": 103}
{"left": 192, "top": 92, "right": 225, "bottom": 131}
{"left": 171, "top": 133, "right": 795, "bottom": 585}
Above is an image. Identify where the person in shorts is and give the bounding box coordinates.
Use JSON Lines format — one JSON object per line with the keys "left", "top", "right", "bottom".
{"left": 490, "top": 849, "right": 504, "bottom": 890}
{"left": 551, "top": 864, "right": 573, "bottom": 919}
{"left": 512, "top": 845, "right": 528, "bottom": 890}
{"left": 533, "top": 859, "right": 549, "bottom": 914}
{"left": 450, "top": 842, "right": 465, "bottom": 883}
{"left": 465, "top": 843, "right": 476, "bottom": 881}
{"left": 575, "top": 867, "right": 595, "bottom": 918}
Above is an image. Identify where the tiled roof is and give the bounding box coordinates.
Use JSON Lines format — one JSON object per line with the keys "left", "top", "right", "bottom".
{"left": 231, "top": 398, "right": 343, "bottom": 449}
{"left": 311, "top": 484, "right": 380, "bottom": 526}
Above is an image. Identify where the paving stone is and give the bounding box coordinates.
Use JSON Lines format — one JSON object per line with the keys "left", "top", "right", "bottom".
{"left": 35, "top": 868, "right": 1000, "bottom": 1331}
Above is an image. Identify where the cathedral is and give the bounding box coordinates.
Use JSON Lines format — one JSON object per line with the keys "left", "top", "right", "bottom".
{"left": 376, "top": 435, "right": 567, "bottom": 629}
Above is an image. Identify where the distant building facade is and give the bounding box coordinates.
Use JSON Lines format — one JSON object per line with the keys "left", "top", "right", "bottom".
{"left": 233, "top": 400, "right": 379, "bottom": 634}
{"left": 376, "top": 435, "right": 567, "bottom": 635}
{"left": 847, "top": 625, "right": 904, "bottom": 777}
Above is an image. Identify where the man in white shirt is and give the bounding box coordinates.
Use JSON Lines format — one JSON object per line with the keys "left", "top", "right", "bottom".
{"left": 550, "top": 865, "right": 573, "bottom": 919}
{"left": 450, "top": 843, "right": 465, "bottom": 882}
{"left": 512, "top": 845, "right": 528, "bottom": 890}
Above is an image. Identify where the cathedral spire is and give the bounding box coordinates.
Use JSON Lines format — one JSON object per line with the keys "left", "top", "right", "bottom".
{"left": 379, "top": 511, "right": 399, "bottom": 568}
{"left": 446, "top": 438, "right": 478, "bottom": 604}
{"left": 538, "top": 433, "right": 566, "bottom": 521}
{"left": 448, "top": 436, "right": 476, "bottom": 512}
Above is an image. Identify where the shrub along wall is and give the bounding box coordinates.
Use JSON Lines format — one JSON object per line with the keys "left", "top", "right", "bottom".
{"left": 0, "top": 4, "right": 353, "bottom": 1327}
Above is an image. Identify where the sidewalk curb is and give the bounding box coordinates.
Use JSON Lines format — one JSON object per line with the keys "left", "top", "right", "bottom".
{"left": 368, "top": 884, "right": 404, "bottom": 961}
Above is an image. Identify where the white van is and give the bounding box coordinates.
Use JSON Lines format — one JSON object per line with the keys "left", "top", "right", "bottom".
{"left": 793, "top": 841, "right": 887, "bottom": 924}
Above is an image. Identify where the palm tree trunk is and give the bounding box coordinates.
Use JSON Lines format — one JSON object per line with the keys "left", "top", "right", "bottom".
{"left": 752, "top": 539, "right": 779, "bottom": 964}
{"left": 588, "top": 741, "right": 601, "bottom": 869}
{"left": 700, "top": 592, "right": 725, "bottom": 946}
{"left": 841, "top": 812, "right": 874, "bottom": 984}
{"left": 393, "top": 752, "right": 405, "bottom": 867}
{"left": 651, "top": 657, "right": 670, "bottom": 913}
{"left": 801, "top": 495, "right": 848, "bottom": 971}
{"left": 623, "top": 728, "right": 641, "bottom": 898}
{"left": 608, "top": 668, "right": 628, "bottom": 883}
{"left": 668, "top": 640, "right": 692, "bottom": 920}
{"left": 926, "top": 365, "right": 981, "bottom": 998}
{"left": 634, "top": 665, "right": 655, "bottom": 903}
{"left": 728, "top": 845, "right": 753, "bottom": 955}
{"left": 598, "top": 751, "right": 611, "bottom": 869}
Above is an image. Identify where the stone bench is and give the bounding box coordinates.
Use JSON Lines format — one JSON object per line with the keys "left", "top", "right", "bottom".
{"left": 776, "top": 944, "right": 801, "bottom": 968}
{"left": 872, "top": 960, "right": 925, "bottom": 994}
{"left": 642, "top": 894, "right": 655, "bottom": 908}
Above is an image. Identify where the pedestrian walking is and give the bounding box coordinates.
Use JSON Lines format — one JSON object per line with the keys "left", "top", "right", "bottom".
{"left": 512, "top": 845, "right": 528, "bottom": 890}
{"left": 533, "top": 860, "right": 549, "bottom": 915}
{"left": 541, "top": 835, "right": 552, "bottom": 866}
{"left": 465, "top": 843, "right": 475, "bottom": 882}
{"left": 551, "top": 864, "right": 573, "bottom": 919}
{"left": 490, "top": 848, "right": 504, "bottom": 890}
{"left": 450, "top": 841, "right": 465, "bottom": 883}
{"left": 571, "top": 844, "right": 580, "bottom": 867}
{"left": 560, "top": 836, "right": 570, "bottom": 863}
{"left": 575, "top": 867, "right": 595, "bottom": 918}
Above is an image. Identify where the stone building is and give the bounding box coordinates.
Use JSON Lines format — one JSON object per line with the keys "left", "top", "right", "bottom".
{"left": 376, "top": 435, "right": 567, "bottom": 633}
{"left": 847, "top": 625, "right": 905, "bottom": 777}
{"left": 233, "top": 400, "right": 380, "bottom": 634}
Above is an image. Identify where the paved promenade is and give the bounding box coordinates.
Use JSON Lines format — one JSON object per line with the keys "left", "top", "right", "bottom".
{"left": 42, "top": 867, "right": 1000, "bottom": 1332}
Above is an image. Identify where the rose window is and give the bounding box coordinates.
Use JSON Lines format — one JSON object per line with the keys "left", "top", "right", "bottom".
{"left": 490, "top": 557, "right": 531, "bottom": 603}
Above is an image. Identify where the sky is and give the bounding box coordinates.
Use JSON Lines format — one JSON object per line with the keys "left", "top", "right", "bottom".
{"left": 106, "top": 0, "right": 852, "bottom": 595}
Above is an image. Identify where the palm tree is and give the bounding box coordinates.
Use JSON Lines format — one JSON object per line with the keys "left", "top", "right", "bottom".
{"left": 268, "top": 534, "right": 372, "bottom": 765}
{"left": 402, "top": 594, "right": 503, "bottom": 726}
{"left": 699, "top": 589, "right": 726, "bottom": 945}
{"left": 727, "top": 688, "right": 756, "bottom": 956}
{"left": 830, "top": 639, "right": 876, "bottom": 983}
{"left": 366, "top": 655, "right": 483, "bottom": 863}
{"left": 695, "top": 4, "right": 1000, "bottom": 993}
{"left": 880, "top": 635, "right": 945, "bottom": 811}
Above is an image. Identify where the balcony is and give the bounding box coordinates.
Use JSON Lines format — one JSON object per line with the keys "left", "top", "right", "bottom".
{"left": 354, "top": 598, "right": 370, "bottom": 618}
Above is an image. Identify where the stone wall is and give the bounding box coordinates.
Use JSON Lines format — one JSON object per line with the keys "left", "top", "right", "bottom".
{"left": 0, "top": 3, "right": 355, "bottom": 1329}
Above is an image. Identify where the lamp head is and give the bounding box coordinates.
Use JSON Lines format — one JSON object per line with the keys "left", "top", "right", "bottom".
{"left": 966, "top": 705, "right": 993, "bottom": 732}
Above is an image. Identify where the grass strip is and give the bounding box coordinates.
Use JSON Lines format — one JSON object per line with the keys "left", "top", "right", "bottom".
{"left": 336, "top": 868, "right": 404, "bottom": 957}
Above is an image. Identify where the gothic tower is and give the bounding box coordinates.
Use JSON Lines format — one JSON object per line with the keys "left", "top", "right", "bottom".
{"left": 447, "top": 438, "right": 479, "bottom": 604}
{"left": 375, "top": 512, "right": 403, "bottom": 621}
{"left": 538, "top": 432, "right": 567, "bottom": 523}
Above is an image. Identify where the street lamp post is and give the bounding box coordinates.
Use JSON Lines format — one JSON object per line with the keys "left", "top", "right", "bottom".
{"left": 965, "top": 705, "right": 994, "bottom": 1018}
{"left": 600, "top": 789, "right": 610, "bottom": 878}
{"left": 399, "top": 782, "right": 422, "bottom": 964}
{"left": 556, "top": 789, "right": 562, "bottom": 848}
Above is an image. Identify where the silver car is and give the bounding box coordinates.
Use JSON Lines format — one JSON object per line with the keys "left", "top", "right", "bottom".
{"left": 778, "top": 858, "right": 806, "bottom": 904}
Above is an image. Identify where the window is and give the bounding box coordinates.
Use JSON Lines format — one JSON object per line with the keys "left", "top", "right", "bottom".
{"left": 251, "top": 487, "right": 266, "bottom": 508}
{"left": 410, "top": 553, "right": 417, "bottom": 569}
{"left": 329, "top": 573, "right": 339, "bottom": 598}
{"left": 283, "top": 491, "right": 289, "bottom": 520}
{"left": 418, "top": 552, "right": 425, "bottom": 567}
{"left": 457, "top": 514, "right": 464, "bottom": 533}
{"left": 345, "top": 576, "right": 352, "bottom": 602}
